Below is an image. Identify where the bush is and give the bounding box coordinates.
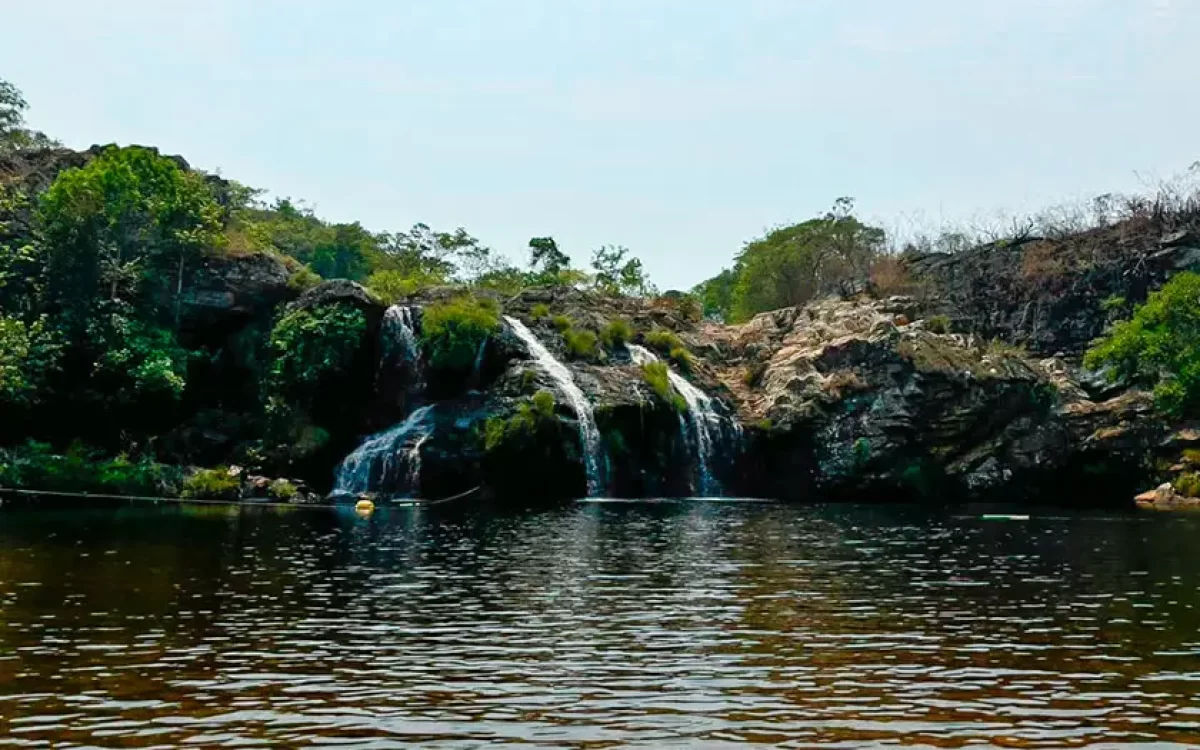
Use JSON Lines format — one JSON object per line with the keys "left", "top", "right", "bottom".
{"left": 267, "top": 303, "right": 367, "bottom": 407}
{"left": 641, "top": 362, "right": 686, "bottom": 412}
{"left": 668, "top": 346, "right": 694, "bottom": 374}
{"left": 1174, "top": 471, "right": 1200, "bottom": 498}
{"left": 0, "top": 441, "right": 181, "bottom": 495}
{"left": 925, "top": 314, "right": 951, "bottom": 334}
{"left": 287, "top": 266, "right": 322, "bottom": 292}
{"left": 600, "top": 318, "right": 634, "bottom": 348}
{"left": 367, "top": 269, "right": 441, "bottom": 304}
{"left": 563, "top": 328, "right": 599, "bottom": 359}
{"left": 550, "top": 314, "right": 573, "bottom": 332}
{"left": 419, "top": 295, "right": 500, "bottom": 373}
{"left": 182, "top": 466, "right": 242, "bottom": 500}
{"left": 0, "top": 315, "right": 60, "bottom": 406}
{"left": 530, "top": 303, "right": 550, "bottom": 321}
{"left": 268, "top": 478, "right": 299, "bottom": 501}
{"left": 1085, "top": 272, "right": 1200, "bottom": 416}
{"left": 645, "top": 328, "right": 683, "bottom": 353}
{"left": 484, "top": 391, "right": 557, "bottom": 452}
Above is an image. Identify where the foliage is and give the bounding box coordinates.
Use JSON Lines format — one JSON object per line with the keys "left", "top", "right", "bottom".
{"left": 266, "top": 303, "right": 367, "bottom": 408}
{"left": 39, "top": 145, "right": 223, "bottom": 322}
{"left": 530, "top": 303, "right": 550, "bottom": 321}
{"left": 641, "top": 361, "right": 686, "bottom": 412}
{"left": 0, "top": 315, "right": 59, "bottom": 406}
{"left": 268, "top": 478, "right": 299, "bottom": 501}
{"left": 484, "top": 391, "right": 557, "bottom": 452}
{"left": 563, "top": 327, "right": 599, "bottom": 360}
{"left": 0, "top": 78, "right": 58, "bottom": 152}
{"left": 287, "top": 266, "right": 322, "bottom": 292}
{"left": 528, "top": 236, "right": 570, "bottom": 277}
{"left": 744, "top": 361, "right": 768, "bottom": 388}
{"left": 550, "top": 314, "right": 573, "bottom": 332}
{"left": 1101, "top": 294, "right": 1127, "bottom": 312}
{"left": 600, "top": 318, "right": 634, "bottom": 348}
{"left": 925, "top": 314, "right": 951, "bottom": 334}
{"left": 419, "top": 295, "right": 500, "bottom": 372}
{"left": 181, "top": 466, "right": 242, "bottom": 500}
{"left": 1174, "top": 472, "right": 1200, "bottom": 498}
{"left": 1084, "top": 272, "right": 1200, "bottom": 416}
{"left": 0, "top": 440, "right": 181, "bottom": 495}
{"left": 668, "top": 346, "right": 694, "bottom": 374}
{"left": 90, "top": 310, "right": 189, "bottom": 402}
{"left": 645, "top": 328, "right": 683, "bottom": 353}
{"left": 591, "top": 245, "right": 651, "bottom": 297}
{"left": 366, "top": 268, "right": 438, "bottom": 303}
{"left": 852, "top": 437, "right": 872, "bottom": 468}
{"left": 695, "top": 198, "right": 885, "bottom": 322}
{"left": 755, "top": 418, "right": 774, "bottom": 431}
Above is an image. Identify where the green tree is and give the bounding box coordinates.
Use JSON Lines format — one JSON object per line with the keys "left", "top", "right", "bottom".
{"left": 591, "top": 245, "right": 652, "bottom": 297}
{"left": 0, "top": 78, "right": 59, "bottom": 152}
{"left": 692, "top": 268, "right": 737, "bottom": 321}
{"left": 38, "top": 145, "right": 223, "bottom": 325}
{"left": 1085, "top": 271, "right": 1200, "bottom": 416}
{"left": 729, "top": 198, "right": 884, "bottom": 322}
{"left": 528, "top": 236, "right": 570, "bottom": 276}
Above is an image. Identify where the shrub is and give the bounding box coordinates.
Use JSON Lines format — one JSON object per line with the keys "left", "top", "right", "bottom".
{"left": 420, "top": 295, "right": 500, "bottom": 372}
{"left": 1184, "top": 448, "right": 1200, "bottom": 465}
{"left": 925, "top": 314, "right": 951, "bottom": 334}
{"left": 268, "top": 478, "right": 299, "bottom": 501}
{"left": 641, "top": 362, "right": 686, "bottom": 412}
{"left": 1174, "top": 471, "right": 1200, "bottom": 498}
{"left": 287, "top": 266, "right": 322, "bottom": 292}
{"left": 1085, "top": 272, "right": 1200, "bottom": 416}
{"left": 645, "top": 328, "right": 683, "bottom": 353}
{"left": 852, "top": 437, "right": 872, "bottom": 468}
{"left": 367, "top": 269, "right": 441, "bottom": 304}
{"left": 1101, "top": 294, "right": 1127, "bottom": 313}
{"left": 484, "top": 391, "right": 557, "bottom": 452}
{"left": 550, "top": 314, "right": 573, "bottom": 332}
{"left": 182, "top": 467, "right": 242, "bottom": 500}
{"left": 530, "top": 303, "right": 550, "bottom": 321}
{"left": 267, "top": 303, "right": 367, "bottom": 407}
{"left": 668, "top": 346, "right": 694, "bottom": 374}
{"left": 563, "top": 328, "right": 599, "bottom": 359}
{"left": 0, "top": 441, "right": 181, "bottom": 495}
{"left": 600, "top": 318, "right": 634, "bottom": 348}
{"left": 755, "top": 418, "right": 774, "bottom": 431}
{"left": 521, "top": 368, "right": 538, "bottom": 392}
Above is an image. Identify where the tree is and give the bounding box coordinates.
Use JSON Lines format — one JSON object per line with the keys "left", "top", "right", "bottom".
{"left": 692, "top": 268, "right": 737, "bottom": 321}
{"left": 1085, "top": 271, "right": 1200, "bottom": 416}
{"left": 0, "top": 78, "right": 59, "bottom": 153}
{"left": 591, "top": 245, "right": 652, "bottom": 297}
{"left": 38, "top": 145, "right": 223, "bottom": 325}
{"left": 528, "top": 236, "right": 570, "bottom": 276}
{"left": 728, "top": 198, "right": 884, "bottom": 321}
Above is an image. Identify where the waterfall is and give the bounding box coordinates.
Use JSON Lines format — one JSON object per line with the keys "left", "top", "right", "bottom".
{"left": 628, "top": 344, "right": 725, "bottom": 497}
{"left": 381, "top": 305, "right": 419, "bottom": 364}
{"left": 333, "top": 406, "right": 436, "bottom": 498}
{"left": 504, "top": 316, "right": 604, "bottom": 496}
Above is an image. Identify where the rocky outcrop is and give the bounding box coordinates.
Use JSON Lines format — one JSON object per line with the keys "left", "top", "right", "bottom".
{"left": 903, "top": 214, "right": 1200, "bottom": 358}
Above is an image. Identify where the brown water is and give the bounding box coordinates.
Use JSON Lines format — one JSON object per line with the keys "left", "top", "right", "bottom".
{"left": 1, "top": 499, "right": 1198, "bottom": 748}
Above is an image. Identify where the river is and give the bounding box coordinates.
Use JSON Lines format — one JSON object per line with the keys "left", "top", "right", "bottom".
{"left": 0, "top": 498, "right": 1198, "bottom": 747}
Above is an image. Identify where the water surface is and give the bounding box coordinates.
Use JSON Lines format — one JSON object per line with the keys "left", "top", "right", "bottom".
{"left": 1, "top": 498, "right": 1198, "bottom": 747}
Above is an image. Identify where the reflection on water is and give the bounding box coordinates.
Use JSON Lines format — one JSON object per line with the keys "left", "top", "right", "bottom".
{"left": 0, "top": 499, "right": 1198, "bottom": 748}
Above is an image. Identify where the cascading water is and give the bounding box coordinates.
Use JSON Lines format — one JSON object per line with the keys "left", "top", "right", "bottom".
{"left": 381, "top": 305, "right": 419, "bottom": 365}
{"left": 504, "top": 316, "right": 604, "bottom": 496}
{"left": 333, "top": 406, "right": 436, "bottom": 497}
{"left": 628, "top": 344, "right": 726, "bottom": 496}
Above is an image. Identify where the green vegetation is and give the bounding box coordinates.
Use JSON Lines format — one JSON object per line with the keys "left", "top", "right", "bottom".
{"left": 266, "top": 304, "right": 367, "bottom": 409}
{"left": 925, "top": 314, "right": 951, "bottom": 334}
{"left": 268, "top": 478, "right": 299, "bottom": 501}
{"left": 530, "top": 303, "right": 550, "bottom": 320}
{"left": 1174, "top": 471, "right": 1200, "bottom": 498}
{"left": 600, "top": 318, "right": 634, "bottom": 348}
{"left": 591, "top": 245, "right": 652, "bottom": 297}
{"left": 0, "top": 441, "right": 181, "bottom": 495}
{"left": 1085, "top": 272, "right": 1200, "bottom": 416}
{"left": 693, "top": 198, "right": 885, "bottom": 322}
{"left": 668, "top": 346, "right": 694, "bottom": 374}
{"left": 420, "top": 295, "right": 500, "bottom": 372}
{"left": 645, "top": 328, "right": 683, "bottom": 353}
{"left": 484, "top": 391, "right": 558, "bottom": 452}
{"left": 563, "top": 327, "right": 599, "bottom": 360}
{"left": 852, "top": 437, "right": 872, "bottom": 468}
{"left": 641, "top": 362, "right": 686, "bottom": 412}
{"left": 550, "top": 314, "right": 573, "bottom": 332}
{"left": 181, "top": 467, "right": 242, "bottom": 500}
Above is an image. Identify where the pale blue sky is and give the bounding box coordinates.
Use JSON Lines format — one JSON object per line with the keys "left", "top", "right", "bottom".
{"left": 3, "top": 1, "right": 1197, "bottom": 289}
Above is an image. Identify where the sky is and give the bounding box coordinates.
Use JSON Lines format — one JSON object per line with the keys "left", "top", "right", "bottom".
{"left": 3, "top": 0, "right": 1198, "bottom": 289}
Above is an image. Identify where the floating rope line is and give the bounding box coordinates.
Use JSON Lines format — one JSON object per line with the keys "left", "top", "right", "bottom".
{"left": 0, "top": 486, "right": 481, "bottom": 510}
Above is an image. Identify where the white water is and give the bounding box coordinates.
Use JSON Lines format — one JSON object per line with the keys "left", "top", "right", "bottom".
{"left": 382, "top": 305, "right": 419, "bottom": 364}
{"left": 628, "top": 344, "right": 724, "bottom": 496}
{"left": 333, "top": 405, "right": 436, "bottom": 497}
{"left": 504, "top": 316, "right": 603, "bottom": 496}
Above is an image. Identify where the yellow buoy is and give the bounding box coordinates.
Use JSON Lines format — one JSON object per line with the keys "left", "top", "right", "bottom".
{"left": 355, "top": 498, "right": 375, "bottom": 515}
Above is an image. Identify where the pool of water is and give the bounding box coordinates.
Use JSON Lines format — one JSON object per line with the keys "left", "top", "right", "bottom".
{"left": 1, "top": 498, "right": 1198, "bottom": 747}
